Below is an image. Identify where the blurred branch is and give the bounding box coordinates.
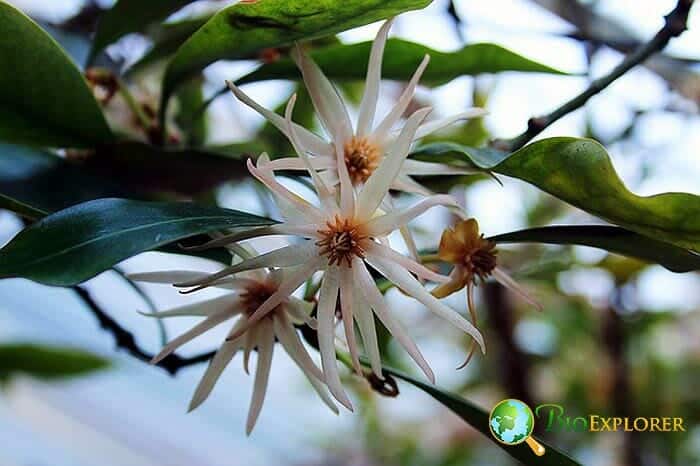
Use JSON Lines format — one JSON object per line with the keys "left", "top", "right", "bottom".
{"left": 483, "top": 282, "right": 534, "bottom": 407}
{"left": 501, "top": 0, "right": 695, "bottom": 151}
{"left": 54, "top": 0, "right": 105, "bottom": 35}
{"left": 73, "top": 285, "right": 214, "bottom": 375}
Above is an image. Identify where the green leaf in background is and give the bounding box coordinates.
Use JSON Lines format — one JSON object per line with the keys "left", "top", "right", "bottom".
{"left": 490, "top": 225, "right": 700, "bottom": 273}
{"left": 161, "top": 0, "right": 433, "bottom": 116}
{"left": 383, "top": 366, "right": 583, "bottom": 466}
{"left": 0, "top": 144, "right": 128, "bottom": 219}
{"left": 88, "top": 0, "right": 196, "bottom": 64}
{"left": 0, "top": 198, "right": 275, "bottom": 286}
{"left": 0, "top": 344, "right": 109, "bottom": 381}
{"left": 126, "top": 15, "right": 212, "bottom": 76}
{"left": 237, "top": 39, "right": 568, "bottom": 86}
{"left": 0, "top": 1, "right": 113, "bottom": 148}
{"left": 413, "top": 138, "right": 700, "bottom": 253}
{"left": 85, "top": 142, "right": 248, "bottom": 195}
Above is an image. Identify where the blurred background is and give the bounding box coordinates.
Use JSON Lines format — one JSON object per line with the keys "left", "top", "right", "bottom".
{"left": 1, "top": 0, "right": 699, "bottom": 465}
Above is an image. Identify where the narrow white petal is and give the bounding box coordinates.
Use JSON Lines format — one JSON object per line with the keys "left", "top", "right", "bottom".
{"left": 353, "top": 259, "right": 434, "bottom": 382}
{"left": 127, "top": 270, "right": 211, "bottom": 284}
{"left": 291, "top": 45, "right": 353, "bottom": 142}
{"left": 284, "top": 95, "right": 338, "bottom": 213}
{"left": 229, "top": 258, "right": 323, "bottom": 341}
{"left": 227, "top": 81, "right": 330, "bottom": 155}
{"left": 365, "top": 194, "right": 459, "bottom": 237}
{"left": 247, "top": 157, "right": 323, "bottom": 222}
{"left": 339, "top": 267, "right": 362, "bottom": 373}
{"left": 176, "top": 242, "right": 318, "bottom": 290}
{"left": 367, "top": 255, "right": 485, "bottom": 353}
{"left": 371, "top": 54, "right": 430, "bottom": 142}
{"left": 317, "top": 267, "right": 353, "bottom": 411}
{"left": 365, "top": 243, "right": 449, "bottom": 283}
{"left": 286, "top": 297, "right": 317, "bottom": 328}
{"left": 356, "top": 108, "right": 431, "bottom": 221}
{"left": 188, "top": 318, "right": 248, "bottom": 411}
{"left": 265, "top": 156, "right": 334, "bottom": 171}
{"left": 492, "top": 267, "right": 544, "bottom": 311}
{"left": 243, "top": 320, "right": 259, "bottom": 375}
{"left": 391, "top": 174, "right": 433, "bottom": 196}
{"left": 412, "top": 108, "right": 488, "bottom": 140}
{"left": 352, "top": 285, "right": 382, "bottom": 377}
{"left": 151, "top": 311, "right": 232, "bottom": 364}
{"left": 335, "top": 137, "right": 355, "bottom": 218}
{"left": 246, "top": 319, "right": 275, "bottom": 435}
{"left": 182, "top": 225, "right": 315, "bottom": 252}
{"left": 357, "top": 19, "right": 394, "bottom": 137}
{"left": 139, "top": 294, "right": 240, "bottom": 319}
{"left": 274, "top": 311, "right": 324, "bottom": 381}
{"left": 401, "top": 159, "right": 479, "bottom": 176}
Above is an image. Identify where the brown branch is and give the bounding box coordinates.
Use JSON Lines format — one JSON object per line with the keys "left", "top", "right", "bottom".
{"left": 501, "top": 0, "right": 695, "bottom": 151}
{"left": 73, "top": 285, "right": 214, "bottom": 375}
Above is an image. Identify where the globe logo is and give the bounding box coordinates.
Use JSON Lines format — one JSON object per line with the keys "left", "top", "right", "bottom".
{"left": 489, "top": 399, "right": 546, "bottom": 456}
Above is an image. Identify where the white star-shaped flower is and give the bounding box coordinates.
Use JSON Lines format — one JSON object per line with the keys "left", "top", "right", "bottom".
{"left": 129, "top": 258, "right": 337, "bottom": 435}
{"left": 175, "top": 94, "right": 485, "bottom": 411}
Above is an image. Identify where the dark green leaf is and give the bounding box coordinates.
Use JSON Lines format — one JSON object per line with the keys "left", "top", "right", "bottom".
{"left": 385, "top": 366, "right": 583, "bottom": 466}
{"left": 126, "top": 15, "right": 211, "bottom": 75}
{"left": 413, "top": 138, "right": 700, "bottom": 252}
{"left": 88, "top": 0, "right": 195, "bottom": 64}
{"left": 237, "top": 39, "right": 568, "bottom": 86}
{"left": 161, "top": 0, "right": 433, "bottom": 114}
{"left": 0, "top": 344, "right": 109, "bottom": 380}
{"left": 0, "top": 198, "right": 275, "bottom": 286}
{"left": 0, "top": 2, "right": 113, "bottom": 147}
{"left": 490, "top": 225, "right": 700, "bottom": 273}
{"left": 0, "top": 144, "right": 127, "bottom": 219}
{"left": 86, "top": 141, "right": 248, "bottom": 195}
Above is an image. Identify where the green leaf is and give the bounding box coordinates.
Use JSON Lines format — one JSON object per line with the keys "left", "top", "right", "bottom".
{"left": 237, "top": 39, "right": 568, "bottom": 86}
{"left": 85, "top": 141, "right": 248, "bottom": 195}
{"left": 490, "top": 225, "right": 700, "bottom": 273}
{"left": 161, "top": 0, "right": 433, "bottom": 114}
{"left": 385, "top": 367, "right": 583, "bottom": 466}
{"left": 413, "top": 138, "right": 700, "bottom": 252}
{"left": 126, "top": 15, "right": 212, "bottom": 75}
{"left": 0, "top": 2, "right": 113, "bottom": 147}
{"left": 0, "top": 198, "right": 275, "bottom": 286}
{"left": 0, "top": 344, "right": 109, "bottom": 380}
{"left": 0, "top": 144, "right": 127, "bottom": 219}
{"left": 88, "top": 0, "right": 196, "bottom": 64}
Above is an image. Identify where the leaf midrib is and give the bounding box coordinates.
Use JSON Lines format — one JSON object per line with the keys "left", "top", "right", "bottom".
{"left": 4, "top": 214, "right": 271, "bottom": 272}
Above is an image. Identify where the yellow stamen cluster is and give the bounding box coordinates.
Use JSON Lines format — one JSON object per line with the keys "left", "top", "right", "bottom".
{"left": 316, "top": 215, "right": 369, "bottom": 267}
{"left": 343, "top": 136, "right": 381, "bottom": 184}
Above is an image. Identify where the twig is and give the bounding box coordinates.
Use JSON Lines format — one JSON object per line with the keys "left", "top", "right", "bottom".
{"left": 73, "top": 286, "right": 214, "bottom": 375}
{"left": 501, "top": 0, "right": 694, "bottom": 151}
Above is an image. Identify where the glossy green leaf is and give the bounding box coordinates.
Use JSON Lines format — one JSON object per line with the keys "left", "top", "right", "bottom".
{"left": 0, "top": 2, "right": 113, "bottom": 147}
{"left": 237, "top": 39, "right": 568, "bottom": 86}
{"left": 126, "top": 15, "right": 211, "bottom": 75}
{"left": 413, "top": 138, "right": 700, "bottom": 252}
{"left": 161, "top": 0, "right": 433, "bottom": 114}
{"left": 0, "top": 198, "right": 275, "bottom": 286}
{"left": 0, "top": 344, "right": 109, "bottom": 380}
{"left": 490, "top": 225, "right": 700, "bottom": 273}
{"left": 88, "top": 0, "right": 195, "bottom": 64}
{"left": 383, "top": 366, "right": 582, "bottom": 466}
{"left": 0, "top": 144, "right": 127, "bottom": 219}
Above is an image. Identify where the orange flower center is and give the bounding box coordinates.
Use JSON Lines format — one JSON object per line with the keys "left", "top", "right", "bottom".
{"left": 439, "top": 219, "right": 497, "bottom": 283}
{"left": 316, "top": 215, "right": 369, "bottom": 267}
{"left": 343, "top": 136, "right": 381, "bottom": 184}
